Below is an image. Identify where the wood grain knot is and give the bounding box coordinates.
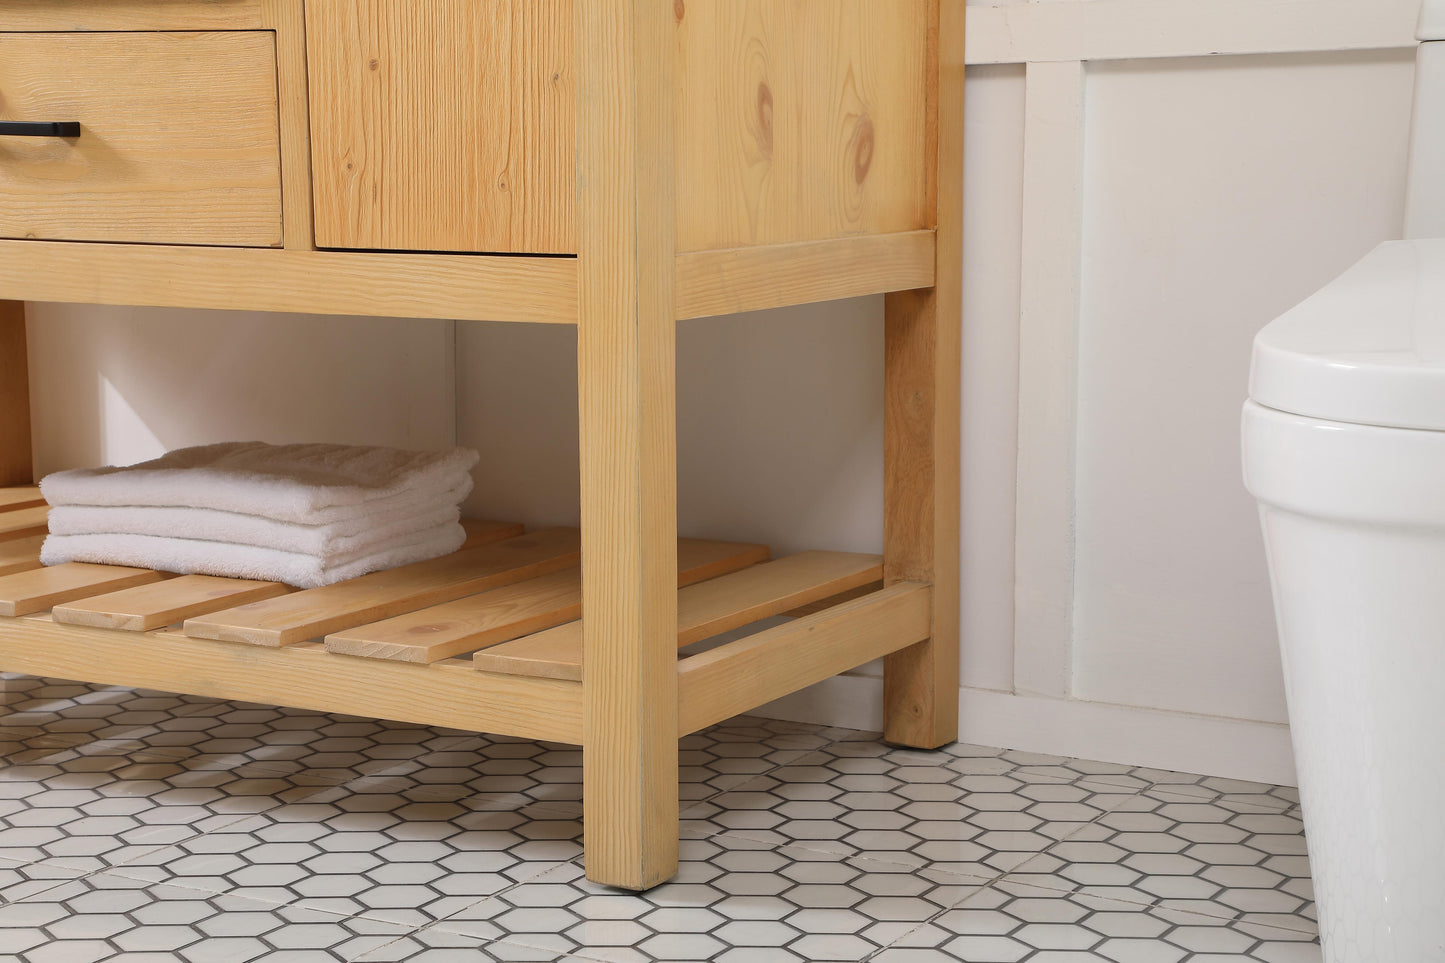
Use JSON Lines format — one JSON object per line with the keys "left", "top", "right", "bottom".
{"left": 674, "top": 0, "right": 685, "bottom": 22}
{"left": 852, "top": 115, "right": 875, "bottom": 185}
{"left": 756, "top": 81, "right": 774, "bottom": 156}
{"left": 368, "top": 58, "right": 380, "bottom": 71}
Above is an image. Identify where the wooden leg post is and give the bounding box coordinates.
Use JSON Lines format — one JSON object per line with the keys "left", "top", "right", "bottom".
{"left": 1, "top": 301, "right": 34, "bottom": 488}
{"left": 576, "top": 0, "right": 679, "bottom": 889}
{"left": 882, "top": 0, "right": 964, "bottom": 749}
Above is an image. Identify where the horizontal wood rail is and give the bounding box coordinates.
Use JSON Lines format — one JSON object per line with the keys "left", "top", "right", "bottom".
{"left": 678, "top": 581, "right": 933, "bottom": 735}
{"left": 0, "top": 618, "right": 582, "bottom": 743}
{"left": 0, "top": 241, "right": 579, "bottom": 325}
{"left": 675, "top": 232, "right": 938, "bottom": 320}
{"left": 1, "top": 232, "right": 941, "bottom": 325}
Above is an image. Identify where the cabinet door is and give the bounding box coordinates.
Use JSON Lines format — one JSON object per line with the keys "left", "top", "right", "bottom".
{"left": 305, "top": 0, "right": 574, "bottom": 254}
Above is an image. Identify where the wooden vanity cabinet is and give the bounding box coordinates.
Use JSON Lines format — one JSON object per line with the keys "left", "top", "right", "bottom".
{"left": 0, "top": 0, "right": 963, "bottom": 891}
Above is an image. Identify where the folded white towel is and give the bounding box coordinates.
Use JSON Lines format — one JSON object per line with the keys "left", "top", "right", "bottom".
{"left": 40, "top": 442, "right": 481, "bottom": 524}
{"left": 40, "top": 523, "right": 467, "bottom": 589}
{"left": 48, "top": 498, "right": 464, "bottom": 558}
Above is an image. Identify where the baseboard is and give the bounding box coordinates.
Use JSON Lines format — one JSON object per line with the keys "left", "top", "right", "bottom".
{"left": 753, "top": 676, "right": 1298, "bottom": 787}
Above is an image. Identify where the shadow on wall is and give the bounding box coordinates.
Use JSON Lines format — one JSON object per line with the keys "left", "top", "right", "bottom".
{"left": 26, "top": 298, "right": 881, "bottom": 561}
{"left": 456, "top": 298, "right": 885, "bottom": 556}
{"left": 26, "top": 303, "right": 456, "bottom": 478}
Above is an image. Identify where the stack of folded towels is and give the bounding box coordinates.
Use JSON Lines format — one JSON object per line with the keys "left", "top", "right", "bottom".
{"left": 39, "top": 441, "right": 481, "bottom": 589}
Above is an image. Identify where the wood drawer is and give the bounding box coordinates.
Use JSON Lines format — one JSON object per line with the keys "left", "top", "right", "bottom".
{"left": 306, "top": 0, "right": 575, "bottom": 255}
{"left": 0, "top": 32, "right": 282, "bottom": 247}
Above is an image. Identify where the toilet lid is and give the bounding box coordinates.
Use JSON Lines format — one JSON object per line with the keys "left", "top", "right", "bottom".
{"left": 1250, "top": 238, "right": 1445, "bottom": 431}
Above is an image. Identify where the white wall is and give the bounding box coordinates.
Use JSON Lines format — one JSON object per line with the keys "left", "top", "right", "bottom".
{"left": 24, "top": 0, "right": 1423, "bottom": 785}
{"left": 27, "top": 306, "right": 455, "bottom": 475}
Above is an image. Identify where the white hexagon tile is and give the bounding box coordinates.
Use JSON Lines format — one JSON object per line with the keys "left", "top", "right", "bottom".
{"left": 0, "top": 672, "right": 1320, "bottom": 961}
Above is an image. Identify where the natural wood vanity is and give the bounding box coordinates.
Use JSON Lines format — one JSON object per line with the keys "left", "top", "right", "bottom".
{"left": 0, "top": 0, "right": 963, "bottom": 889}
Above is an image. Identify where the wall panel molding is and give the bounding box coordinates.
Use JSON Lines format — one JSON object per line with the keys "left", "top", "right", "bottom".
{"left": 1013, "top": 60, "right": 1085, "bottom": 699}
{"left": 966, "top": 0, "right": 1418, "bottom": 65}
{"left": 752, "top": 674, "right": 1299, "bottom": 786}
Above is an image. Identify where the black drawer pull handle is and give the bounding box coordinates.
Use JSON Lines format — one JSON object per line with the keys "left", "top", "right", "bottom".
{"left": 0, "top": 121, "right": 81, "bottom": 137}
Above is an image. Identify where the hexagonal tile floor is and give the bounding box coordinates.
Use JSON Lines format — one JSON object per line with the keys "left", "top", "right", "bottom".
{"left": 0, "top": 673, "right": 1319, "bottom": 961}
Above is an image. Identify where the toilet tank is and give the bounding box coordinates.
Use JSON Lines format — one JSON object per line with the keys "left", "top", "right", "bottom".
{"left": 1407, "top": 0, "right": 1445, "bottom": 238}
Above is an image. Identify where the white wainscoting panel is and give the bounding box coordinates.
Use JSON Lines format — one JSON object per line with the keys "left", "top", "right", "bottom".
{"left": 1014, "top": 59, "right": 1086, "bottom": 699}
{"left": 959, "top": 63, "right": 1026, "bottom": 693}
{"left": 1071, "top": 51, "right": 1415, "bottom": 723}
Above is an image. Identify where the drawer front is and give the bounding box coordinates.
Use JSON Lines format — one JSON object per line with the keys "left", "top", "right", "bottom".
{"left": 305, "top": 0, "right": 575, "bottom": 255}
{"left": 0, "top": 32, "right": 282, "bottom": 247}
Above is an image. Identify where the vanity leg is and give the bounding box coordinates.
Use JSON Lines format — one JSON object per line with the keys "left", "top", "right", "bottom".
{"left": 0, "top": 301, "right": 33, "bottom": 487}
{"left": 576, "top": 0, "right": 679, "bottom": 890}
{"left": 882, "top": 0, "right": 964, "bottom": 750}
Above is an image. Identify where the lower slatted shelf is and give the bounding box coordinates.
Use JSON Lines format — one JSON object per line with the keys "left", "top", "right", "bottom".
{"left": 472, "top": 550, "right": 884, "bottom": 681}
{"left": 0, "top": 486, "right": 933, "bottom": 742}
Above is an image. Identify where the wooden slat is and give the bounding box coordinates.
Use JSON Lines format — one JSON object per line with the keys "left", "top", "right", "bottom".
{"left": 676, "top": 551, "right": 882, "bottom": 646}
{"left": 461, "top": 519, "right": 526, "bottom": 548}
{"left": 0, "top": 618, "right": 581, "bottom": 745}
{"left": 476, "top": 551, "right": 883, "bottom": 682}
{"left": 676, "top": 537, "right": 770, "bottom": 585}
{"left": 0, "top": 563, "right": 170, "bottom": 618}
{"left": 0, "top": 506, "right": 48, "bottom": 542}
{"left": 49, "top": 520, "right": 518, "bottom": 633}
{"left": 0, "top": 488, "right": 44, "bottom": 513}
{"left": 0, "top": 241, "right": 579, "bottom": 326}
{"left": 782, "top": 580, "right": 883, "bottom": 618}
{"left": 880, "top": 0, "right": 963, "bottom": 750}
{"left": 675, "top": 232, "right": 936, "bottom": 320}
{"left": 53, "top": 575, "right": 291, "bottom": 632}
{"left": 325, "top": 537, "right": 768, "bottom": 664}
{"left": 472, "top": 623, "right": 583, "bottom": 683}
{"left": 0, "top": 0, "right": 264, "bottom": 31}
{"left": 184, "top": 528, "right": 580, "bottom": 647}
{"left": 678, "top": 583, "right": 932, "bottom": 735}
{"left": 326, "top": 568, "right": 580, "bottom": 664}
{"left": 0, "top": 535, "right": 44, "bottom": 578}
{"left": 0, "top": 303, "right": 32, "bottom": 488}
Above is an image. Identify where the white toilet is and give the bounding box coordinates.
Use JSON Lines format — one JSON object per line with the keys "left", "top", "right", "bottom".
{"left": 1243, "top": 3, "right": 1445, "bottom": 960}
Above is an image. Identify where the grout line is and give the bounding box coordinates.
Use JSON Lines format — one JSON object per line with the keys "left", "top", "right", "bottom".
{"left": 3, "top": 685, "right": 1319, "bottom": 956}
{"left": 975, "top": 790, "right": 1319, "bottom": 938}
